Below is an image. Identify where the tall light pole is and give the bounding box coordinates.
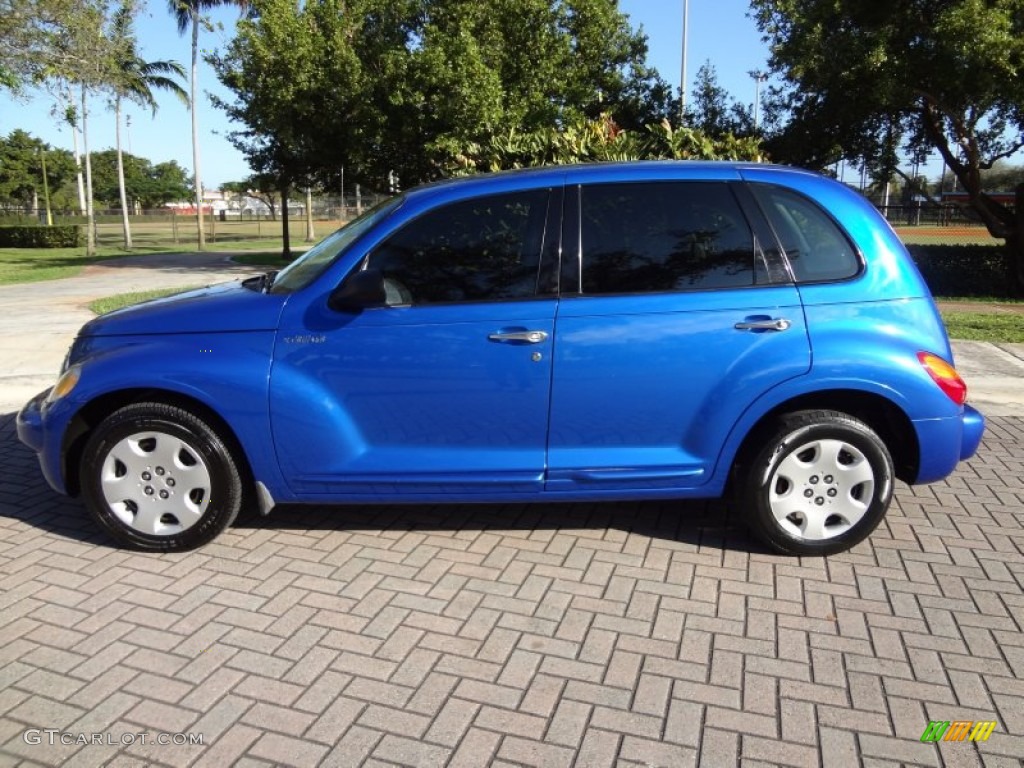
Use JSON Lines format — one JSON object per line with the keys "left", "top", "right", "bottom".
{"left": 679, "top": 0, "right": 689, "bottom": 122}
{"left": 749, "top": 70, "right": 768, "bottom": 130}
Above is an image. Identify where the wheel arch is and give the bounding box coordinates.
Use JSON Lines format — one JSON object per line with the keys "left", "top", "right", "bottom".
{"left": 728, "top": 389, "right": 920, "bottom": 489}
{"left": 62, "top": 388, "right": 255, "bottom": 497}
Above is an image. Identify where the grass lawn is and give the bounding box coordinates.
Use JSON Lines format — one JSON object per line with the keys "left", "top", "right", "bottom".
{"left": 941, "top": 311, "right": 1024, "bottom": 343}
{"left": 935, "top": 295, "right": 1024, "bottom": 304}
{"left": 88, "top": 286, "right": 203, "bottom": 316}
{"left": 0, "top": 245, "right": 178, "bottom": 285}
{"left": 0, "top": 240, "right": 310, "bottom": 286}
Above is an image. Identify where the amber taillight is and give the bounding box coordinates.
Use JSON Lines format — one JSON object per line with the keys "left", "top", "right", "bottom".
{"left": 918, "top": 352, "right": 968, "bottom": 405}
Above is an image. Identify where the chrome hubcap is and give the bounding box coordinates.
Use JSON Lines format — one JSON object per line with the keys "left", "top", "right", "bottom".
{"left": 100, "top": 431, "right": 211, "bottom": 536}
{"left": 768, "top": 438, "right": 875, "bottom": 541}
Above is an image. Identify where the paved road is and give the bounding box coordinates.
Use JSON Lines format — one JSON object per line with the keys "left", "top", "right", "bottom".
{"left": 0, "top": 253, "right": 1021, "bottom": 767}
{"left": 0, "top": 252, "right": 266, "bottom": 411}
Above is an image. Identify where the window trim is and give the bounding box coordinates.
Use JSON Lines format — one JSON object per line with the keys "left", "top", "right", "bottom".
{"left": 748, "top": 182, "right": 865, "bottom": 286}
{"left": 361, "top": 186, "right": 557, "bottom": 308}
{"left": 568, "top": 179, "right": 776, "bottom": 298}
{"left": 559, "top": 185, "right": 582, "bottom": 295}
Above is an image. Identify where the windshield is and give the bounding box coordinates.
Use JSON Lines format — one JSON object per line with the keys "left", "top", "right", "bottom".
{"left": 269, "top": 196, "right": 403, "bottom": 293}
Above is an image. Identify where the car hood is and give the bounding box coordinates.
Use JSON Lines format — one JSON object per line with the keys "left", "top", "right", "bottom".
{"left": 82, "top": 278, "right": 288, "bottom": 337}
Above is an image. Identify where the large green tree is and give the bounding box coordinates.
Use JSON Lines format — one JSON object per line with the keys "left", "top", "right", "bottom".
{"left": 43, "top": 0, "right": 120, "bottom": 255}
{"left": 86, "top": 149, "right": 191, "bottom": 208}
{"left": 0, "top": 129, "right": 76, "bottom": 211}
{"left": 211, "top": 0, "right": 674, "bottom": 191}
{"left": 751, "top": 0, "right": 1024, "bottom": 288}
{"left": 0, "top": 0, "right": 79, "bottom": 91}
{"left": 685, "top": 61, "right": 754, "bottom": 140}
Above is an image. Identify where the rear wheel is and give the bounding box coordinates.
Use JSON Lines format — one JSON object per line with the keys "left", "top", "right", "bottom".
{"left": 80, "top": 402, "right": 243, "bottom": 550}
{"left": 739, "top": 410, "right": 894, "bottom": 556}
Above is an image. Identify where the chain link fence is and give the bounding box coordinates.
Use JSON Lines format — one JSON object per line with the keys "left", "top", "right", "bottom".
{"left": 0, "top": 193, "right": 392, "bottom": 248}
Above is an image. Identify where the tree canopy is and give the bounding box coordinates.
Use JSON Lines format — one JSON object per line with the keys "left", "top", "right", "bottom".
{"left": 210, "top": 0, "right": 676, "bottom": 192}
{"left": 751, "top": 0, "right": 1024, "bottom": 285}
{"left": 0, "top": 129, "right": 77, "bottom": 209}
{"left": 85, "top": 150, "right": 192, "bottom": 208}
{"left": 685, "top": 61, "right": 753, "bottom": 140}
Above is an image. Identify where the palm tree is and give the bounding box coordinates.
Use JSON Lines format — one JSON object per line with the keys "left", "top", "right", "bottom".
{"left": 168, "top": 0, "right": 248, "bottom": 250}
{"left": 111, "top": 3, "right": 187, "bottom": 248}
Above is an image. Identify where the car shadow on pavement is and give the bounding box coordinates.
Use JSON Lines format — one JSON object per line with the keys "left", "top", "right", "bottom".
{"left": 80, "top": 252, "right": 279, "bottom": 277}
{"left": 0, "top": 412, "right": 770, "bottom": 555}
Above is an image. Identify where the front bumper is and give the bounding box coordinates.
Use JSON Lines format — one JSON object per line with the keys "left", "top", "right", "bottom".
{"left": 16, "top": 388, "right": 48, "bottom": 452}
{"left": 16, "top": 388, "right": 68, "bottom": 494}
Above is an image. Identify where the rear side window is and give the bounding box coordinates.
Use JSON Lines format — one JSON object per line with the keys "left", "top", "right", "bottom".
{"left": 752, "top": 184, "right": 859, "bottom": 282}
{"left": 367, "top": 189, "right": 550, "bottom": 304}
{"left": 579, "top": 182, "right": 756, "bottom": 294}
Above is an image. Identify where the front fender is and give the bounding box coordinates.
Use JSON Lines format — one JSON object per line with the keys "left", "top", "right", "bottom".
{"left": 57, "top": 331, "right": 291, "bottom": 500}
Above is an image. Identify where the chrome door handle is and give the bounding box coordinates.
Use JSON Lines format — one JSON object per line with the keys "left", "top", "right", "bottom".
{"left": 734, "top": 318, "right": 792, "bottom": 331}
{"left": 488, "top": 330, "right": 549, "bottom": 344}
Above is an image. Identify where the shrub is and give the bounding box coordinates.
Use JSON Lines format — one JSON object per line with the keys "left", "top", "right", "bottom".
{"left": 0, "top": 225, "right": 82, "bottom": 248}
{"left": 905, "top": 243, "right": 1013, "bottom": 297}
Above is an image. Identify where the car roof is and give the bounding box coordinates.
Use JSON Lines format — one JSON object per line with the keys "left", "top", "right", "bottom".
{"left": 402, "top": 161, "right": 822, "bottom": 202}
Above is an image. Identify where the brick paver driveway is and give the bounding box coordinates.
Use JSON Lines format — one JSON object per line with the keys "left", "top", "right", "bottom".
{"left": 1, "top": 406, "right": 1021, "bottom": 767}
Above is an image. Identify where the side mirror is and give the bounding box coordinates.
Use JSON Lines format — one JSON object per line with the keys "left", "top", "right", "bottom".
{"left": 328, "top": 268, "right": 386, "bottom": 312}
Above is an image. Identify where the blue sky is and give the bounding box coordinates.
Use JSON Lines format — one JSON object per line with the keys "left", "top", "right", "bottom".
{"left": 1, "top": 0, "right": 772, "bottom": 189}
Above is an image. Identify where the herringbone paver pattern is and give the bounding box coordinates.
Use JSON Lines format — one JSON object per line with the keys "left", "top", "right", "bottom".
{"left": 1, "top": 412, "right": 1021, "bottom": 768}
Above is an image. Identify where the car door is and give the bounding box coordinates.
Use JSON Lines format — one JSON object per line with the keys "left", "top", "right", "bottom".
{"left": 270, "top": 186, "right": 561, "bottom": 497}
{"left": 546, "top": 178, "right": 812, "bottom": 492}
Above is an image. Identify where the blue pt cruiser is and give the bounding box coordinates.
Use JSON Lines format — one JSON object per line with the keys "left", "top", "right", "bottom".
{"left": 18, "top": 162, "right": 985, "bottom": 555}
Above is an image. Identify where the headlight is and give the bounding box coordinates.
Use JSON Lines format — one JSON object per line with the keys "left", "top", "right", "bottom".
{"left": 46, "top": 365, "right": 81, "bottom": 404}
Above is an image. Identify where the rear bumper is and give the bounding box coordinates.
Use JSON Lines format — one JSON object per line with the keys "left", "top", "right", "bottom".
{"left": 912, "top": 404, "right": 985, "bottom": 484}
{"left": 960, "top": 404, "right": 985, "bottom": 461}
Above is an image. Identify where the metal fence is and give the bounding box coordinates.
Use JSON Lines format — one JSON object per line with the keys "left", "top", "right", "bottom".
{"left": 0, "top": 193, "right": 392, "bottom": 248}
{"left": 1, "top": 193, "right": 1000, "bottom": 249}
{"left": 876, "top": 202, "right": 988, "bottom": 228}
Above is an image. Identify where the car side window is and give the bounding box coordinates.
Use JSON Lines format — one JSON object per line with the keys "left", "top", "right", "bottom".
{"left": 366, "top": 188, "right": 551, "bottom": 304}
{"left": 751, "top": 184, "right": 860, "bottom": 282}
{"left": 579, "top": 182, "right": 756, "bottom": 294}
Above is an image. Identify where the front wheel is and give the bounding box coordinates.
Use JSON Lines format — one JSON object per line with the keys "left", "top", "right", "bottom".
{"left": 79, "top": 402, "right": 244, "bottom": 551}
{"left": 739, "top": 410, "right": 894, "bottom": 556}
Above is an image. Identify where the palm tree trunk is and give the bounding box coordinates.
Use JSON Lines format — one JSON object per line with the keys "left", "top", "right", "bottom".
{"left": 70, "top": 113, "right": 87, "bottom": 215}
{"left": 191, "top": 14, "right": 205, "bottom": 250}
{"left": 82, "top": 85, "right": 96, "bottom": 257}
{"left": 115, "top": 96, "right": 133, "bottom": 249}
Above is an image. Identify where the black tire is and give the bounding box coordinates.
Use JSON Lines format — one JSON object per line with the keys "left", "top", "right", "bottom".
{"left": 738, "top": 409, "right": 894, "bottom": 556}
{"left": 79, "top": 402, "right": 244, "bottom": 551}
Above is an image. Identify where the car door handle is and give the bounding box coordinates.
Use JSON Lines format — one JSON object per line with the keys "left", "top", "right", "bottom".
{"left": 734, "top": 318, "right": 792, "bottom": 332}
{"left": 488, "top": 330, "right": 549, "bottom": 344}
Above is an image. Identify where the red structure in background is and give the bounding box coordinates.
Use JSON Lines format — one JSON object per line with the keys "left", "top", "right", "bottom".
{"left": 170, "top": 205, "right": 215, "bottom": 216}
